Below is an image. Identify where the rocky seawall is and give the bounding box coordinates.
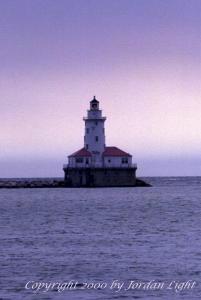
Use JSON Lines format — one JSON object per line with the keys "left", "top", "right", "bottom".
{"left": 0, "top": 178, "right": 65, "bottom": 189}
{"left": 0, "top": 178, "right": 151, "bottom": 188}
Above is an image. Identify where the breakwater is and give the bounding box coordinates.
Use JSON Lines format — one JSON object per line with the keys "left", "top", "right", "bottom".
{"left": 0, "top": 178, "right": 65, "bottom": 189}
{"left": 0, "top": 178, "right": 151, "bottom": 188}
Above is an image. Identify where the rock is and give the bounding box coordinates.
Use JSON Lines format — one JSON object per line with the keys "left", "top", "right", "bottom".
{"left": 136, "top": 178, "right": 152, "bottom": 187}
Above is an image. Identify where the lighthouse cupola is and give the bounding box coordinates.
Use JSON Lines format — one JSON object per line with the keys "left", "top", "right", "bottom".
{"left": 90, "top": 96, "right": 99, "bottom": 110}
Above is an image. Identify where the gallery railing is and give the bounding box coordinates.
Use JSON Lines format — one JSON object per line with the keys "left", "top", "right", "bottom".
{"left": 63, "top": 163, "right": 137, "bottom": 169}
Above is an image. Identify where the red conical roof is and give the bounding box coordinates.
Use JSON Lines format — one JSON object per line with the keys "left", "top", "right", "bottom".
{"left": 68, "top": 148, "right": 92, "bottom": 157}
{"left": 103, "top": 147, "right": 131, "bottom": 157}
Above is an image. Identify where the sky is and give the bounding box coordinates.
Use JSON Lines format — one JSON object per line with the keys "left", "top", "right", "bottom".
{"left": 0, "top": 0, "right": 201, "bottom": 177}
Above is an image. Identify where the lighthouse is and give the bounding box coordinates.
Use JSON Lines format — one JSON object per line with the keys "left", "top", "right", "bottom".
{"left": 63, "top": 97, "right": 137, "bottom": 187}
{"left": 83, "top": 96, "right": 106, "bottom": 166}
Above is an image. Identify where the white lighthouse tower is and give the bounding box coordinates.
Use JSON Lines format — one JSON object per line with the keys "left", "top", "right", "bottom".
{"left": 83, "top": 96, "right": 106, "bottom": 166}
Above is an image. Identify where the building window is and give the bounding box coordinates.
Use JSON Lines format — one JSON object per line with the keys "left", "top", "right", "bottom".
{"left": 95, "top": 136, "right": 98, "bottom": 142}
{"left": 122, "top": 157, "right": 128, "bottom": 164}
{"left": 86, "top": 128, "right": 89, "bottom": 134}
{"left": 86, "top": 158, "right": 89, "bottom": 165}
{"left": 108, "top": 159, "right": 111, "bottom": 163}
{"left": 76, "top": 157, "right": 83, "bottom": 163}
{"left": 86, "top": 144, "right": 88, "bottom": 150}
{"left": 95, "top": 121, "right": 98, "bottom": 126}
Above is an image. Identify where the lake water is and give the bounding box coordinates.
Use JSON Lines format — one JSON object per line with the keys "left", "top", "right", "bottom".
{"left": 0, "top": 177, "right": 201, "bottom": 299}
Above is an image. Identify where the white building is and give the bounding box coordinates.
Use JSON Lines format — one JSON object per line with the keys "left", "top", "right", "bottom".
{"left": 66, "top": 97, "right": 136, "bottom": 169}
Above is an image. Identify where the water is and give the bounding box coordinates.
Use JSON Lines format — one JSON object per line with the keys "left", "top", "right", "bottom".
{"left": 0, "top": 177, "right": 201, "bottom": 300}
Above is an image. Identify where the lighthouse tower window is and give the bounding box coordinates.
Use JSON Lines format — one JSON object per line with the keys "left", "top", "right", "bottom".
{"left": 95, "top": 136, "right": 99, "bottom": 142}
{"left": 92, "top": 103, "right": 97, "bottom": 109}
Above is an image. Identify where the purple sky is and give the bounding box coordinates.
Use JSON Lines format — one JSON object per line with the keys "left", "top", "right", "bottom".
{"left": 1, "top": 0, "right": 201, "bottom": 177}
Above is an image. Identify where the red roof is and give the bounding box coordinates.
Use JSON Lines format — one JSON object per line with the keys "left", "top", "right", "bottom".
{"left": 68, "top": 148, "right": 92, "bottom": 157}
{"left": 103, "top": 146, "right": 131, "bottom": 157}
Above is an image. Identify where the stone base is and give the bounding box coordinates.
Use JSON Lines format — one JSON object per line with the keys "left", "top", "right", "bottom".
{"left": 64, "top": 167, "right": 137, "bottom": 187}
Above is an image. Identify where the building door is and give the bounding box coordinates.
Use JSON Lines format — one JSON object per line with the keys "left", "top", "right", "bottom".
{"left": 89, "top": 174, "right": 95, "bottom": 186}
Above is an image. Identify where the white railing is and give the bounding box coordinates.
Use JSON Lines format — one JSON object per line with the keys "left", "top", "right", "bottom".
{"left": 63, "top": 163, "right": 137, "bottom": 169}
{"left": 83, "top": 117, "right": 106, "bottom": 121}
